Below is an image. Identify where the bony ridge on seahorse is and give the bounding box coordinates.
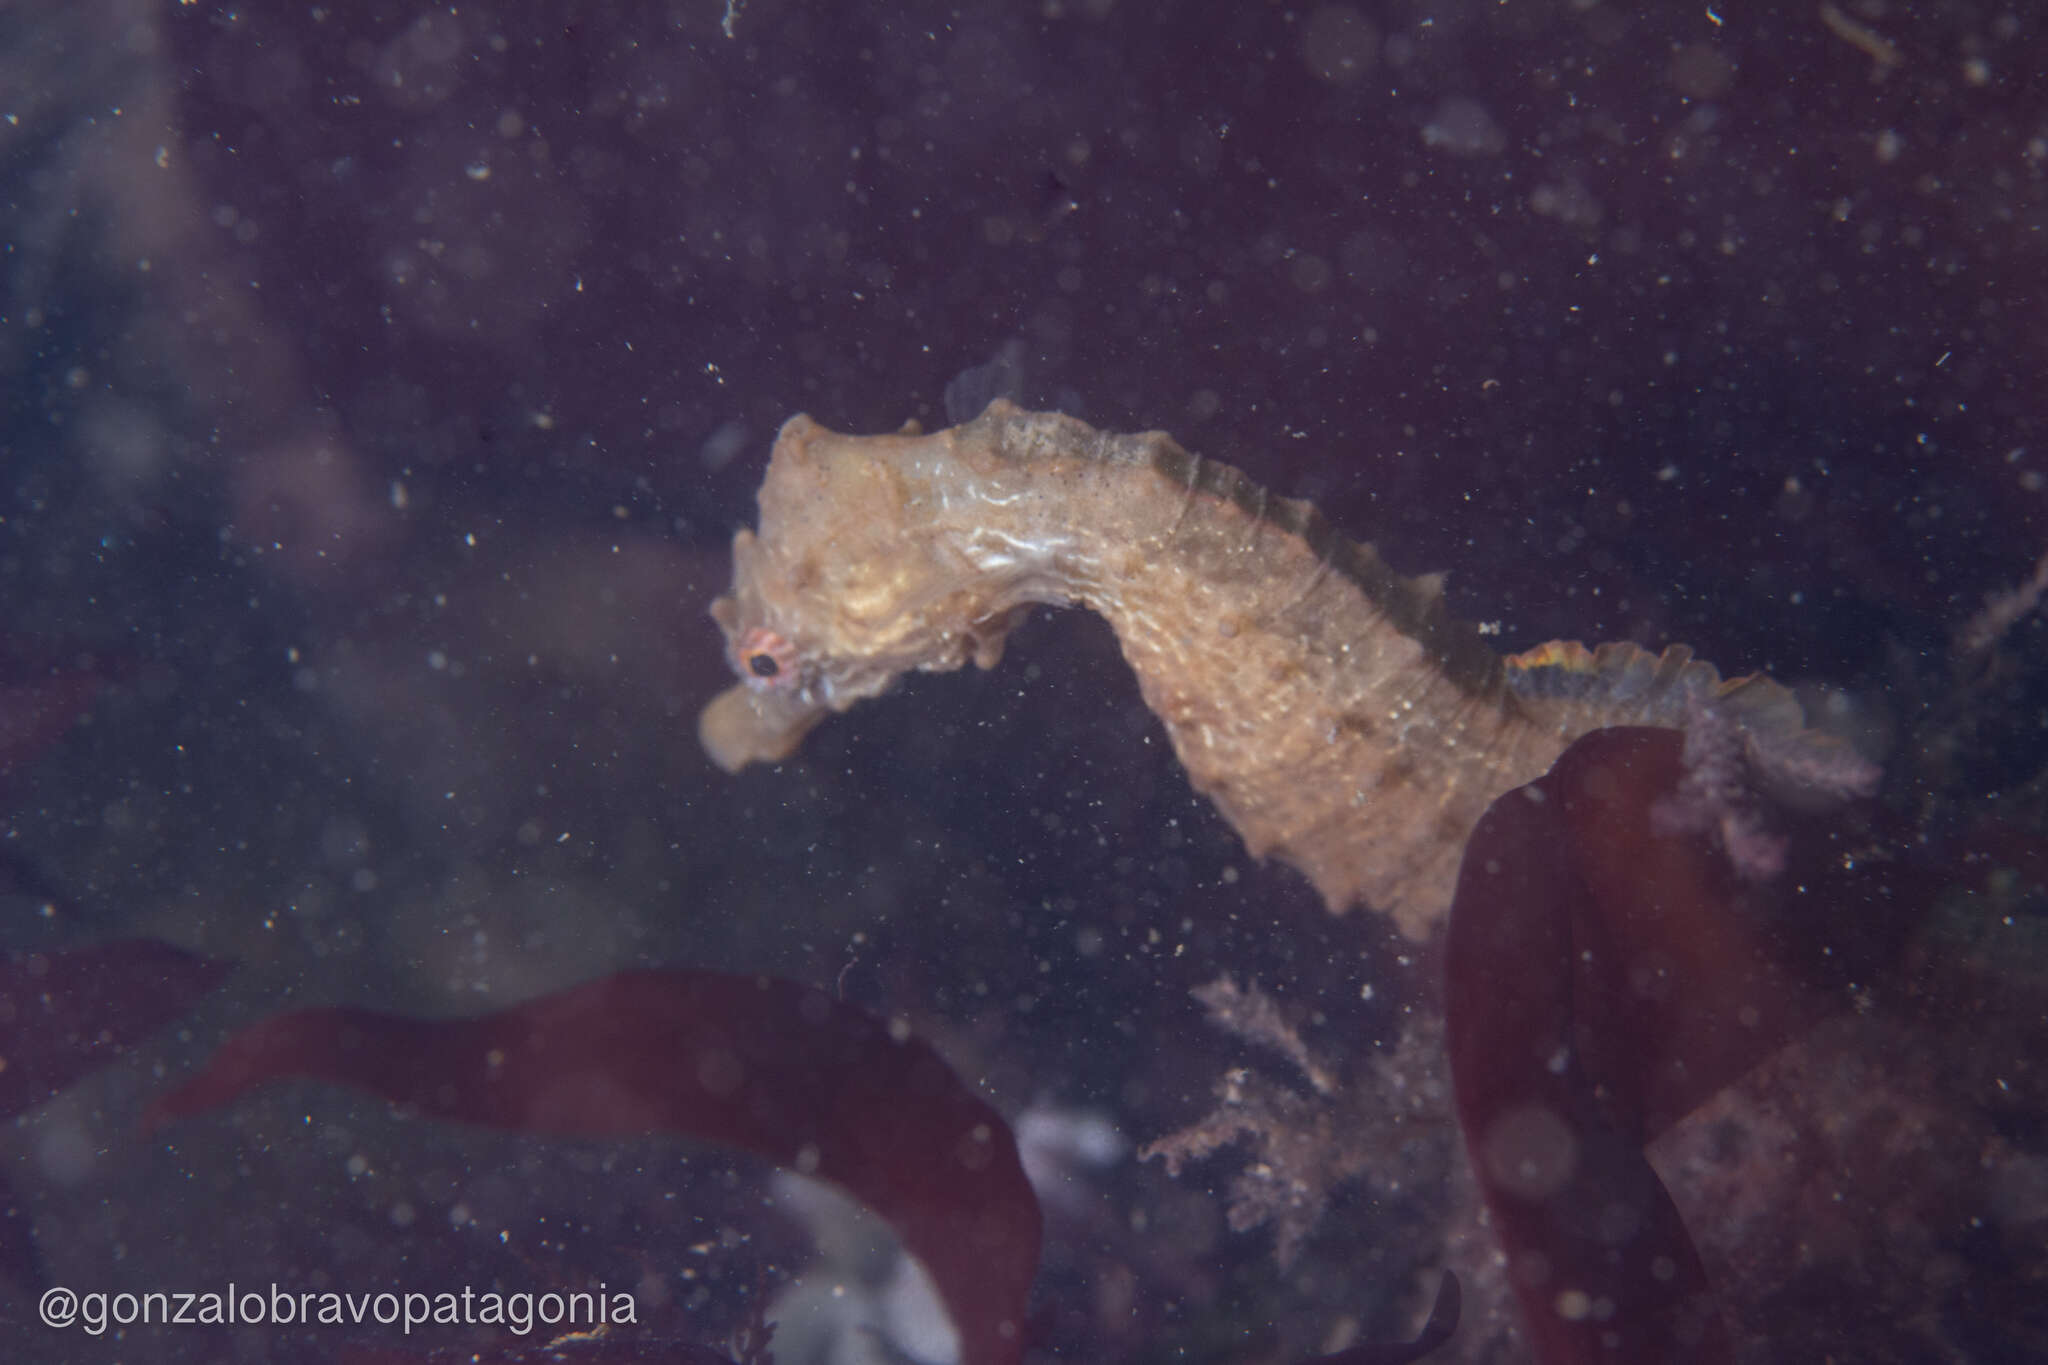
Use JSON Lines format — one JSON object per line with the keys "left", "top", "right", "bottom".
{"left": 699, "top": 399, "right": 1877, "bottom": 940}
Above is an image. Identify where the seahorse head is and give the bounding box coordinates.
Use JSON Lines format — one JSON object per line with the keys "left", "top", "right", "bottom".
{"left": 698, "top": 411, "right": 1034, "bottom": 773}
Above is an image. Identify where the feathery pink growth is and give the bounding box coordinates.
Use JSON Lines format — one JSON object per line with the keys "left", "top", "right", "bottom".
{"left": 1653, "top": 697, "right": 1879, "bottom": 883}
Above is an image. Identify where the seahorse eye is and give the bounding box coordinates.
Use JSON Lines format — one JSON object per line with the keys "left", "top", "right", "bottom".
{"left": 734, "top": 625, "right": 802, "bottom": 692}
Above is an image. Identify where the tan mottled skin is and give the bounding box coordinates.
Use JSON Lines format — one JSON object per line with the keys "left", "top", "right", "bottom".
{"left": 703, "top": 401, "right": 1855, "bottom": 939}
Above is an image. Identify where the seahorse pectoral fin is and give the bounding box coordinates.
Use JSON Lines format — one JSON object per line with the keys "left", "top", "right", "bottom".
{"left": 968, "top": 605, "right": 1034, "bottom": 670}
{"left": 698, "top": 682, "right": 828, "bottom": 774}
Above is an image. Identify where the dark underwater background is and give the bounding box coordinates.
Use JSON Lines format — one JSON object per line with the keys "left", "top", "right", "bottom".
{"left": 3, "top": 3, "right": 2045, "bottom": 1362}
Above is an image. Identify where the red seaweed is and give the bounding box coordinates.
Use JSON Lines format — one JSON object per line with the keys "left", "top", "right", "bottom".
{"left": 1, "top": 938, "right": 233, "bottom": 1294}
{"left": 0, "top": 641, "right": 125, "bottom": 779}
{"left": 338, "top": 1343, "right": 743, "bottom": 1365}
{"left": 1445, "top": 726, "right": 1903, "bottom": 1363}
{"left": 0, "top": 644, "right": 126, "bottom": 906}
{"left": 0, "top": 675, "right": 108, "bottom": 779}
{"left": 1, "top": 939, "right": 234, "bottom": 1122}
{"left": 147, "top": 968, "right": 1043, "bottom": 1365}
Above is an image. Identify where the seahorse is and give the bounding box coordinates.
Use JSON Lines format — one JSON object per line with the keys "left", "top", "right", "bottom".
{"left": 699, "top": 400, "right": 1871, "bottom": 940}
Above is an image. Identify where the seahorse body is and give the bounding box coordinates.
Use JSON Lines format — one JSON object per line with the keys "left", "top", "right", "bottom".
{"left": 701, "top": 400, "right": 1867, "bottom": 940}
